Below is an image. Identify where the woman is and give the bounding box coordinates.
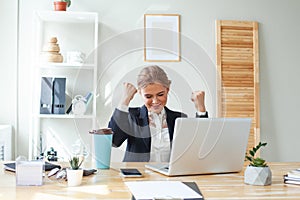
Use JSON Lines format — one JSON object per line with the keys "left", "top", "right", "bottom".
{"left": 108, "top": 65, "right": 208, "bottom": 162}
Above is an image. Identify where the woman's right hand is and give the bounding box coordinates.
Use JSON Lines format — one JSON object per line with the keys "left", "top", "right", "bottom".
{"left": 191, "top": 90, "right": 206, "bottom": 112}
{"left": 120, "top": 82, "right": 137, "bottom": 106}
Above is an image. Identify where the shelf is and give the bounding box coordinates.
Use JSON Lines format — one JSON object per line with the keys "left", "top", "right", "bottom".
{"left": 36, "top": 11, "right": 98, "bottom": 23}
{"left": 39, "top": 62, "right": 96, "bottom": 70}
{"left": 30, "top": 10, "right": 98, "bottom": 161}
{"left": 37, "top": 114, "right": 95, "bottom": 119}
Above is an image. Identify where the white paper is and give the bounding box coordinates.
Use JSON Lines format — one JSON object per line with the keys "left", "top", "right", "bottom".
{"left": 125, "top": 181, "right": 202, "bottom": 199}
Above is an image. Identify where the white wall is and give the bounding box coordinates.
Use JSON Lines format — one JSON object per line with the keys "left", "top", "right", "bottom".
{"left": 0, "top": 1, "right": 18, "bottom": 158}
{"left": 4, "top": 0, "right": 300, "bottom": 161}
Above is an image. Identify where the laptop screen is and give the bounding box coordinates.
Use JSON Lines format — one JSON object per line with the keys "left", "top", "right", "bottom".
{"left": 146, "top": 118, "right": 251, "bottom": 176}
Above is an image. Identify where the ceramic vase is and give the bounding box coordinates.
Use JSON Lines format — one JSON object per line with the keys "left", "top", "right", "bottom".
{"left": 244, "top": 165, "right": 272, "bottom": 185}
{"left": 66, "top": 168, "right": 83, "bottom": 187}
{"left": 54, "top": 1, "right": 67, "bottom": 11}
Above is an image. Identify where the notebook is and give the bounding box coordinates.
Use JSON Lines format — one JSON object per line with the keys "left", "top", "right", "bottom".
{"left": 3, "top": 161, "right": 61, "bottom": 172}
{"left": 130, "top": 181, "right": 204, "bottom": 200}
{"left": 145, "top": 118, "right": 251, "bottom": 176}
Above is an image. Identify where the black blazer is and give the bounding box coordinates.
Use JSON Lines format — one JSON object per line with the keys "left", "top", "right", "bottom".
{"left": 108, "top": 105, "right": 208, "bottom": 162}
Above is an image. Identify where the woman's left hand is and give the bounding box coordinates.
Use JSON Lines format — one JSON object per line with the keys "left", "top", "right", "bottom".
{"left": 191, "top": 91, "right": 206, "bottom": 112}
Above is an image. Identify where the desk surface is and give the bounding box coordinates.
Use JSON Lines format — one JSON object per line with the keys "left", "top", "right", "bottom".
{"left": 0, "top": 162, "right": 300, "bottom": 199}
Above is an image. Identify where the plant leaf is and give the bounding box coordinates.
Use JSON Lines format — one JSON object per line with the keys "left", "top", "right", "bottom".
{"left": 252, "top": 157, "right": 267, "bottom": 167}
{"left": 245, "top": 156, "right": 252, "bottom": 161}
{"left": 261, "top": 142, "right": 267, "bottom": 146}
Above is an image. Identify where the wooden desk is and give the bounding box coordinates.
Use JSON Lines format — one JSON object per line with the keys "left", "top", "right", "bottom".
{"left": 0, "top": 162, "right": 300, "bottom": 199}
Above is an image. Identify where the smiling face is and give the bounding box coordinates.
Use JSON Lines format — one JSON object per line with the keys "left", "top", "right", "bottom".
{"left": 139, "top": 83, "right": 169, "bottom": 114}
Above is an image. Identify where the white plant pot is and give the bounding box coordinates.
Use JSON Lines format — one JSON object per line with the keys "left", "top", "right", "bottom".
{"left": 244, "top": 166, "right": 272, "bottom": 185}
{"left": 66, "top": 168, "right": 83, "bottom": 187}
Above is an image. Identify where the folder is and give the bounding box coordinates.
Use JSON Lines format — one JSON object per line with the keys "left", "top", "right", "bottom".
{"left": 52, "top": 78, "right": 66, "bottom": 114}
{"left": 40, "top": 77, "right": 53, "bottom": 114}
{"left": 129, "top": 181, "right": 204, "bottom": 200}
{"left": 3, "top": 161, "right": 61, "bottom": 172}
{"left": 40, "top": 77, "right": 66, "bottom": 114}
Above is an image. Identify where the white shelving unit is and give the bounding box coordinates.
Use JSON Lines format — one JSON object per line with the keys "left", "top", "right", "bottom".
{"left": 30, "top": 11, "right": 98, "bottom": 160}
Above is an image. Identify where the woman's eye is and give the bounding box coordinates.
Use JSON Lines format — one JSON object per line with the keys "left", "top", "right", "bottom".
{"left": 158, "top": 93, "right": 164, "bottom": 96}
{"left": 145, "top": 95, "right": 152, "bottom": 99}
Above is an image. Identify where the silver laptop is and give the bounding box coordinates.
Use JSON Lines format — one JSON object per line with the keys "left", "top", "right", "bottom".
{"left": 145, "top": 118, "right": 251, "bottom": 176}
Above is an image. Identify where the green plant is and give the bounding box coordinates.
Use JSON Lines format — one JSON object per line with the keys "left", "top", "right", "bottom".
{"left": 64, "top": 0, "right": 71, "bottom": 7}
{"left": 245, "top": 142, "right": 268, "bottom": 167}
{"left": 69, "top": 156, "right": 83, "bottom": 170}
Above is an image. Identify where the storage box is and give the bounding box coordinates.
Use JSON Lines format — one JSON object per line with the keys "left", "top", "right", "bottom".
{"left": 16, "top": 160, "right": 44, "bottom": 186}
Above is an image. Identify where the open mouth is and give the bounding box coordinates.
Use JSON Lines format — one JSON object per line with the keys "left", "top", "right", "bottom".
{"left": 151, "top": 104, "right": 162, "bottom": 111}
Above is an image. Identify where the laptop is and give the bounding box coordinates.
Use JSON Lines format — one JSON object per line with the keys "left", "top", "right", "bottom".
{"left": 145, "top": 118, "right": 251, "bottom": 176}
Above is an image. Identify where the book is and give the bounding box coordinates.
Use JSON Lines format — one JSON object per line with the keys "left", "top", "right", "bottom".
{"left": 283, "top": 168, "right": 300, "bottom": 186}
{"left": 130, "top": 181, "right": 204, "bottom": 200}
{"left": 287, "top": 169, "right": 300, "bottom": 178}
{"left": 284, "top": 180, "right": 300, "bottom": 186}
{"left": 84, "top": 92, "right": 93, "bottom": 106}
{"left": 284, "top": 175, "right": 300, "bottom": 181}
{"left": 3, "top": 161, "right": 61, "bottom": 172}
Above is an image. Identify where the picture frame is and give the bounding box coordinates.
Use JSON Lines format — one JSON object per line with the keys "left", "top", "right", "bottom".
{"left": 144, "top": 14, "right": 181, "bottom": 62}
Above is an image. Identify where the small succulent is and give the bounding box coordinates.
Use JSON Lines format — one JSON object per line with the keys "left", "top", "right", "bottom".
{"left": 245, "top": 142, "right": 268, "bottom": 167}
{"left": 69, "top": 156, "right": 83, "bottom": 170}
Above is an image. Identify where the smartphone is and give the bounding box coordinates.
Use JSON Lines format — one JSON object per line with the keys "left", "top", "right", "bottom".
{"left": 120, "top": 168, "right": 143, "bottom": 177}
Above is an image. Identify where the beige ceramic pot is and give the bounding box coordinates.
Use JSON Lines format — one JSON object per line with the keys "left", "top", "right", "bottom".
{"left": 244, "top": 166, "right": 272, "bottom": 186}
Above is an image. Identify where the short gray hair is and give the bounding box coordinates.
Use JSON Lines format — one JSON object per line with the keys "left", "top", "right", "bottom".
{"left": 137, "top": 65, "right": 171, "bottom": 89}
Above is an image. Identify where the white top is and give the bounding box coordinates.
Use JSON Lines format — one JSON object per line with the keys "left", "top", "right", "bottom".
{"left": 148, "top": 109, "right": 170, "bottom": 162}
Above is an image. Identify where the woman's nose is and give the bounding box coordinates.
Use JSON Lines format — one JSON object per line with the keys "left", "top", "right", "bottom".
{"left": 152, "top": 96, "right": 159, "bottom": 103}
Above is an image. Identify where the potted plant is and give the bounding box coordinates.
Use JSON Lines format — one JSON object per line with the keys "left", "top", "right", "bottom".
{"left": 66, "top": 156, "right": 84, "bottom": 186}
{"left": 54, "top": 0, "right": 71, "bottom": 11}
{"left": 244, "top": 142, "right": 272, "bottom": 185}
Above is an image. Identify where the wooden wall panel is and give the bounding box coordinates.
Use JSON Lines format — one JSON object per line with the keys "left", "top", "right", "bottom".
{"left": 216, "top": 20, "right": 260, "bottom": 154}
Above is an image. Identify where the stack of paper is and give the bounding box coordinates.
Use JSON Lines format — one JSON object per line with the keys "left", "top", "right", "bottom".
{"left": 125, "top": 181, "right": 203, "bottom": 200}
{"left": 284, "top": 168, "right": 300, "bottom": 185}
